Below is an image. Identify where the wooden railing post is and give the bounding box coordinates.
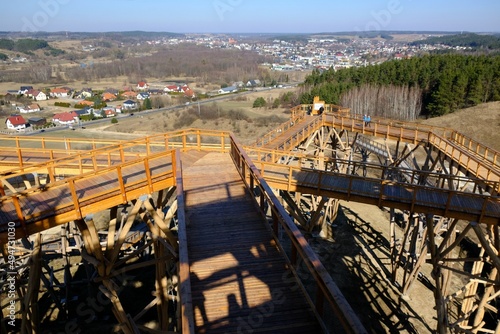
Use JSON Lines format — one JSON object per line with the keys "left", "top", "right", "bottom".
{"left": 12, "top": 196, "right": 27, "bottom": 234}
{"left": 16, "top": 148, "right": 23, "bottom": 168}
{"left": 116, "top": 166, "right": 127, "bottom": 203}
{"left": 144, "top": 158, "right": 153, "bottom": 193}
{"left": 68, "top": 179, "right": 82, "bottom": 220}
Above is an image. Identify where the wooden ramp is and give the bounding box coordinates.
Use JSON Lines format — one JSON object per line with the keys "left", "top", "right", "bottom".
{"left": 182, "top": 151, "right": 323, "bottom": 333}
{"left": 260, "top": 116, "right": 321, "bottom": 151}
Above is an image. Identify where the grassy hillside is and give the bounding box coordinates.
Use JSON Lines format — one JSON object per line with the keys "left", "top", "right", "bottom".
{"left": 418, "top": 101, "right": 500, "bottom": 150}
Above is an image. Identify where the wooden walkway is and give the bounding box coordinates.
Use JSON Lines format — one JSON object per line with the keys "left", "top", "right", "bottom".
{"left": 258, "top": 162, "right": 500, "bottom": 225}
{"left": 325, "top": 115, "right": 500, "bottom": 187}
{"left": 0, "top": 152, "right": 174, "bottom": 242}
{"left": 259, "top": 116, "right": 321, "bottom": 151}
{"left": 181, "top": 151, "right": 323, "bottom": 333}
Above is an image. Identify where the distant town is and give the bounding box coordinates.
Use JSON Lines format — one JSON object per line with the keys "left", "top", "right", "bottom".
{"left": 0, "top": 31, "right": 494, "bottom": 133}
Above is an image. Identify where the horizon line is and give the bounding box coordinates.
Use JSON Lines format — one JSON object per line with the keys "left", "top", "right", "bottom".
{"left": 1, "top": 30, "right": 499, "bottom": 35}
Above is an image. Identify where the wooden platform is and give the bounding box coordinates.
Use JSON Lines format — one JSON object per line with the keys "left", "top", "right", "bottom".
{"left": 181, "top": 151, "right": 323, "bottom": 333}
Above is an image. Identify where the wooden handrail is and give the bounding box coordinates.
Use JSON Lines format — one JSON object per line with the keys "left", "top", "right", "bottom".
{"left": 255, "top": 162, "right": 500, "bottom": 225}
{"left": 0, "top": 150, "right": 175, "bottom": 239}
{"left": 450, "top": 131, "right": 500, "bottom": 167}
{"left": 428, "top": 133, "right": 500, "bottom": 188}
{"left": 174, "top": 149, "right": 195, "bottom": 334}
{"left": 1, "top": 130, "right": 232, "bottom": 191}
{"left": 245, "top": 146, "right": 500, "bottom": 191}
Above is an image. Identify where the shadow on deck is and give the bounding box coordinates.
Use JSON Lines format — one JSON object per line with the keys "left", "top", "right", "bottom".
{"left": 181, "top": 151, "right": 324, "bottom": 333}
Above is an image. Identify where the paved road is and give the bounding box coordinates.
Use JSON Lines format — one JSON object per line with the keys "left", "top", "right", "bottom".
{"left": 22, "top": 85, "right": 298, "bottom": 136}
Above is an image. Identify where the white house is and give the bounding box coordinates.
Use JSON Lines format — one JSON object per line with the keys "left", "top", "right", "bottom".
{"left": 32, "top": 91, "right": 47, "bottom": 101}
{"left": 76, "top": 89, "right": 93, "bottom": 99}
{"left": 137, "top": 81, "right": 149, "bottom": 91}
{"left": 6, "top": 115, "right": 27, "bottom": 131}
{"left": 52, "top": 111, "right": 79, "bottom": 125}
{"left": 50, "top": 87, "right": 69, "bottom": 98}
{"left": 17, "top": 103, "right": 41, "bottom": 113}
{"left": 104, "top": 109, "right": 117, "bottom": 118}
{"left": 164, "top": 85, "right": 180, "bottom": 93}
{"left": 18, "top": 86, "right": 33, "bottom": 95}
{"left": 123, "top": 100, "right": 138, "bottom": 110}
{"left": 136, "top": 92, "right": 150, "bottom": 100}
{"left": 217, "top": 86, "right": 238, "bottom": 95}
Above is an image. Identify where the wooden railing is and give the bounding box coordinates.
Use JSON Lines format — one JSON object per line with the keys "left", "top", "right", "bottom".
{"left": 230, "top": 134, "right": 367, "bottom": 334}
{"left": 0, "top": 130, "right": 232, "bottom": 241}
{"left": 428, "top": 133, "right": 500, "bottom": 187}
{"left": 449, "top": 131, "right": 500, "bottom": 168}
{"left": 253, "top": 115, "right": 324, "bottom": 151}
{"left": 0, "top": 146, "right": 145, "bottom": 180}
{"left": 254, "top": 161, "right": 500, "bottom": 225}
{"left": 0, "top": 150, "right": 175, "bottom": 241}
{"left": 276, "top": 115, "right": 324, "bottom": 151}
{"left": 246, "top": 146, "right": 500, "bottom": 193}
{"left": 1, "top": 129, "right": 232, "bottom": 191}
{"left": 253, "top": 114, "right": 306, "bottom": 147}
{"left": 0, "top": 136, "right": 123, "bottom": 151}
{"left": 174, "top": 149, "right": 195, "bottom": 334}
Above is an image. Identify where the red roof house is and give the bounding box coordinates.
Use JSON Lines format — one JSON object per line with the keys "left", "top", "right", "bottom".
{"left": 53, "top": 111, "right": 79, "bottom": 125}
{"left": 6, "top": 115, "right": 27, "bottom": 130}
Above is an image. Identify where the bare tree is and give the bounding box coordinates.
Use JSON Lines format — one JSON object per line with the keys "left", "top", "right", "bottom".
{"left": 341, "top": 84, "right": 422, "bottom": 121}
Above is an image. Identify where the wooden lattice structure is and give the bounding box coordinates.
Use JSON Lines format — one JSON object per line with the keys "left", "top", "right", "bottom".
{"left": 1, "top": 105, "right": 499, "bottom": 333}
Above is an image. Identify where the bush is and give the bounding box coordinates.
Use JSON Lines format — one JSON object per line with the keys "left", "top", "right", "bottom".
{"left": 253, "top": 97, "right": 266, "bottom": 108}
{"left": 174, "top": 114, "right": 197, "bottom": 128}
{"left": 55, "top": 102, "right": 71, "bottom": 108}
{"left": 111, "top": 118, "right": 118, "bottom": 124}
{"left": 74, "top": 103, "right": 91, "bottom": 109}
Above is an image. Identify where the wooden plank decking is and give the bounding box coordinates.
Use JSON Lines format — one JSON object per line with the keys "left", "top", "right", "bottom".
{"left": 0, "top": 153, "right": 174, "bottom": 242}
{"left": 181, "top": 151, "right": 323, "bottom": 333}
{"left": 259, "top": 163, "right": 500, "bottom": 225}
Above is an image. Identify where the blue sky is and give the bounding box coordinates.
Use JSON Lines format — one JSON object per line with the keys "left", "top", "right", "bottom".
{"left": 1, "top": 0, "right": 499, "bottom": 33}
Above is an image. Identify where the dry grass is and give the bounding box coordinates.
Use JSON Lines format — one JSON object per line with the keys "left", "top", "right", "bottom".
{"left": 417, "top": 101, "right": 500, "bottom": 151}
{"left": 74, "top": 89, "right": 293, "bottom": 144}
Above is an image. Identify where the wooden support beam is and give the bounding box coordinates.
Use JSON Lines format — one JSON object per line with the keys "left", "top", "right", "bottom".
{"left": 426, "top": 215, "right": 448, "bottom": 334}
{"left": 21, "top": 233, "right": 41, "bottom": 334}
{"left": 144, "top": 198, "right": 178, "bottom": 249}
{"left": 154, "top": 241, "right": 169, "bottom": 331}
{"left": 308, "top": 196, "right": 328, "bottom": 233}
{"left": 108, "top": 199, "right": 145, "bottom": 271}
{"left": 280, "top": 190, "right": 309, "bottom": 228}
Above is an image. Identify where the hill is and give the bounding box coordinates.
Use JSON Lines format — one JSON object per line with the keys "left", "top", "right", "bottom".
{"left": 411, "top": 33, "right": 500, "bottom": 50}
{"left": 418, "top": 101, "right": 500, "bottom": 150}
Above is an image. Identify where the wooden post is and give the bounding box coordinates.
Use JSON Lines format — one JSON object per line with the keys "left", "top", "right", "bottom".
{"left": 21, "top": 233, "right": 41, "bottom": 334}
